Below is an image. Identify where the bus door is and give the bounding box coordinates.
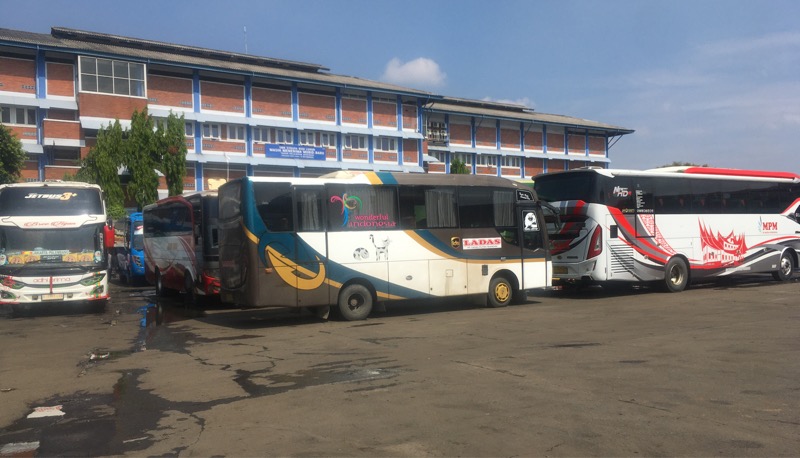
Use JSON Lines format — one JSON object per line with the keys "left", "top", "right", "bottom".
{"left": 292, "top": 186, "right": 329, "bottom": 307}
{"left": 518, "top": 203, "right": 549, "bottom": 289}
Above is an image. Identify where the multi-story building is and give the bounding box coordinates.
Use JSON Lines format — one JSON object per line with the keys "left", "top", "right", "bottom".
{"left": 0, "top": 26, "right": 633, "bottom": 193}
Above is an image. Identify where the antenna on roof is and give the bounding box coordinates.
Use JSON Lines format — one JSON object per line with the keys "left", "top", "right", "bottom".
{"left": 243, "top": 26, "right": 248, "bottom": 54}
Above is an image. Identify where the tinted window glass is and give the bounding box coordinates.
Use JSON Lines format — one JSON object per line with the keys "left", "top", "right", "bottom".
{"left": 534, "top": 172, "right": 599, "bottom": 203}
{"left": 0, "top": 186, "right": 103, "bottom": 216}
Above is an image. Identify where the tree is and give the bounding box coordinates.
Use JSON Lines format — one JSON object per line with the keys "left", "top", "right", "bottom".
{"left": 158, "top": 111, "right": 188, "bottom": 196}
{"left": 0, "top": 123, "right": 28, "bottom": 184}
{"left": 658, "top": 161, "right": 709, "bottom": 168}
{"left": 125, "top": 109, "right": 160, "bottom": 209}
{"left": 450, "top": 157, "right": 470, "bottom": 174}
{"left": 78, "top": 120, "right": 126, "bottom": 219}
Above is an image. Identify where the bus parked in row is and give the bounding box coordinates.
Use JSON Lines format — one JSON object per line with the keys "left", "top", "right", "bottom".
{"left": 113, "top": 212, "right": 145, "bottom": 284}
{"left": 217, "top": 171, "right": 551, "bottom": 320}
{"left": 142, "top": 191, "right": 220, "bottom": 303}
{"left": 0, "top": 181, "right": 109, "bottom": 311}
{"left": 534, "top": 167, "right": 800, "bottom": 291}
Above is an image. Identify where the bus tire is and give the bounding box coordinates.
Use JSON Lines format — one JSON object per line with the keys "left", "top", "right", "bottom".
{"left": 184, "top": 274, "right": 196, "bottom": 305}
{"left": 664, "top": 257, "right": 689, "bottom": 293}
{"left": 772, "top": 251, "right": 794, "bottom": 282}
{"left": 155, "top": 269, "right": 169, "bottom": 297}
{"left": 338, "top": 284, "right": 373, "bottom": 321}
{"left": 488, "top": 276, "right": 513, "bottom": 308}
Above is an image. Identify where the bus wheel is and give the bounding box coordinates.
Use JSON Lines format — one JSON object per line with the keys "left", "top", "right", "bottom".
{"left": 155, "top": 269, "right": 167, "bottom": 297}
{"left": 488, "top": 276, "right": 512, "bottom": 308}
{"left": 184, "top": 275, "right": 196, "bottom": 305}
{"left": 664, "top": 257, "right": 689, "bottom": 292}
{"left": 772, "top": 251, "right": 794, "bottom": 281}
{"left": 338, "top": 284, "right": 372, "bottom": 321}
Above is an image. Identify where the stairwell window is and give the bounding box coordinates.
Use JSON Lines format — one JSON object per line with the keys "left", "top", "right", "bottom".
{"left": 79, "top": 56, "right": 145, "bottom": 97}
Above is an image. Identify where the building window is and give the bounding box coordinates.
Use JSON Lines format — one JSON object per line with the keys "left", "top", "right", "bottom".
{"left": 0, "top": 105, "right": 36, "bottom": 125}
{"left": 374, "top": 137, "right": 397, "bottom": 152}
{"left": 454, "top": 153, "right": 473, "bottom": 165}
{"left": 477, "top": 154, "right": 497, "bottom": 166}
{"left": 501, "top": 156, "right": 520, "bottom": 167}
{"left": 343, "top": 134, "right": 366, "bottom": 149}
{"left": 253, "top": 127, "right": 268, "bottom": 142}
{"left": 202, "top": 123, "right": 221, "bottom": 139}
{"left": 271, "top": 128, "right": 293, "bottom": 144}
{"left": 320, "top": 132, "right": 337, "bottom": 148}
{"left": 184, "top": 122, "right": 194, "bottom": 137}
{"left": 427, "top": 121, "right": 448, "bottom": 143}
{"left": 79, "top": 56, "right": 145, "bottom": 97}
{"left": 228, "top": 125, "right": 246, "bottom": 141}
{"left": 298, "top": 131, "right": 316, "bottom": 146}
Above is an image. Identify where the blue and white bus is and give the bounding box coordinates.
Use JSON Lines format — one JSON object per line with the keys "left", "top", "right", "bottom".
{"left": 218, "top": 171, "right": 551, "bottom": 320}
{"left": 114, "top": 212, "right": 145, "bottom": 284}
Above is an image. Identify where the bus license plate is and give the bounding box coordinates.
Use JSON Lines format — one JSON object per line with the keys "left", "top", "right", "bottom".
{"left": 553, "top": 266, "right": 568, "bottom": 275}
{"left": 42, "top": 294, "right": 64, "bottom": 301}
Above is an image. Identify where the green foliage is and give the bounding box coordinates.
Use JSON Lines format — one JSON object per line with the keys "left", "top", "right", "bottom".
{"left": 0, "top": 123, "right": 28, "bottom": 184}
{"left": 158, "top": 111, "right": 188, "bottom": 196}
{"left": 450, "top": 157, "right": 470, "bottom": 174}
{"left": 106, "top": 202, "right": 126, "bottom": 220}
{"left": 80, "top": 120, "right": 125, "bottom": 210}
{"left": 125, "top": 109, "right": 160, "bottom": 209}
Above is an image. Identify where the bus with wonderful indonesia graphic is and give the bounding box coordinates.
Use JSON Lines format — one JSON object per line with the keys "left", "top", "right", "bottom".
{"left": 0, "top": 181, "right": 109, "bottom": 312}
{"left": 533, "top": 167, "right": 800, "bottom": 292}
{"left": 218, "top": 172, "right": 551, "bottom": 321}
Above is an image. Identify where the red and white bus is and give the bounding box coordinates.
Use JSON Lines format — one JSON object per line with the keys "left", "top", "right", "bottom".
{"left": 142, "top": 191, "right": 219, "bottom": 303}
{"left": 534, "top": 167, "right": 800, "bottom": 291}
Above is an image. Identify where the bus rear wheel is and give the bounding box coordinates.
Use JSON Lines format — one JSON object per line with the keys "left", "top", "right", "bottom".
{"left": 663, "top": 257, "right": 689, "bottom": 293}
{"left": 155, "top": 269, "right": 167, "bottom": 297}
{"left": 338, "top": 284, "right": 373, "bottom": 321}
{"left": 184, "top": 274, "right": 197, "bottom": 305}
{"left": 487, "top": 276, "right": 512, "bottom": 308}
{"left": 772, "top": 251, "right": 794, "bottom": 281}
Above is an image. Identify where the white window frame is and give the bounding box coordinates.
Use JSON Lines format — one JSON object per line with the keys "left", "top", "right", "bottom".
{"left": 78, "top": 56, "right": 145, "bottom": 97}
{"left": 501, "top": 156, "right": 520, "bottom": 168}
{"left": 374, "top": 137, "right": 397, "bottom": 152}
{"left": 184, "top": 122, "right": 194, "bottom": 137}
{"left": 202, "top": 123, "right": 221, "bottom": 139}
{"left": 228, "top": 125, "right": 246, "bottom": 141}
{"left": 1, "top": 105, "right": 36, "bottom": 125}
{"left": 320, "top": 132, "right": 337, "bottom": 148}
{"left": 298, "top": 131, "right": 316, "bottom": 146}
{"left": 271, "top": 128, "right": 293, "bottom": 144}
{"left": 252, "top": 127, "right": 268, "bottom": 142}
{"left": 454, "top": 153, "right": 473, "bottom": 165}
{"left": 343, "top": 134, "right": 367, "bottom": 150}
{"left": 478, "top": 154, "right": 497, "bottom": 166}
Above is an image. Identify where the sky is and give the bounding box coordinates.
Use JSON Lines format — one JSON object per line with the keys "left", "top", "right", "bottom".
{"left": 2, "top": 0, "right": 799, "bottom": 174}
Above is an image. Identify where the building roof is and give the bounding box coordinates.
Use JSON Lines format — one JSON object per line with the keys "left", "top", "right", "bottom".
{"left": 0, "top": 27, "right": 436, "bottom": 98}
{"left": 426, "top": 97, "right": 634, "bottom": 135}
{"left": 0, "top": 26, "right": 633, "bottom": 135}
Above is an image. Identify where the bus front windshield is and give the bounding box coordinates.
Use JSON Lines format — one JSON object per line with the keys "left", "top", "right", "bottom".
{"left": 534, "top": 173, "right": 601, "bottom": 203}
{"left": 0, "top": 225, "right": 103, "bottom": 268}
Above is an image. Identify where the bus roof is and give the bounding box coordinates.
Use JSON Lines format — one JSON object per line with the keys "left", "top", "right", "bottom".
{"left": 239, "top": 171, "right": 528, "bottom": 189}
{"left": 536, "top": 167, "right": 800, "bottom": 183}
{"left": 0, "top": 181, "right": 103, "bottom": 190}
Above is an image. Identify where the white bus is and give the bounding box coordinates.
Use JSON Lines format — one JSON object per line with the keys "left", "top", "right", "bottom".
{"left": 0, "top": 181, "right": 109, "bottom": 311}
{"left": 534, "top": 167, "right": 800, "bottom": 292}
{"left": 218, "top": 171, "right": 551, "bottom": 320}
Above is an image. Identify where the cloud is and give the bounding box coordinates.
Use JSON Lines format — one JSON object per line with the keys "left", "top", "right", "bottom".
{"left": 381, "top": 57, "right": 446, "bottom": 89}
{"left": 481, "top": 96, "right": 534, "bottom": 108}
{"left": 697, "top": 31, "right": 800, "bottom": 57}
